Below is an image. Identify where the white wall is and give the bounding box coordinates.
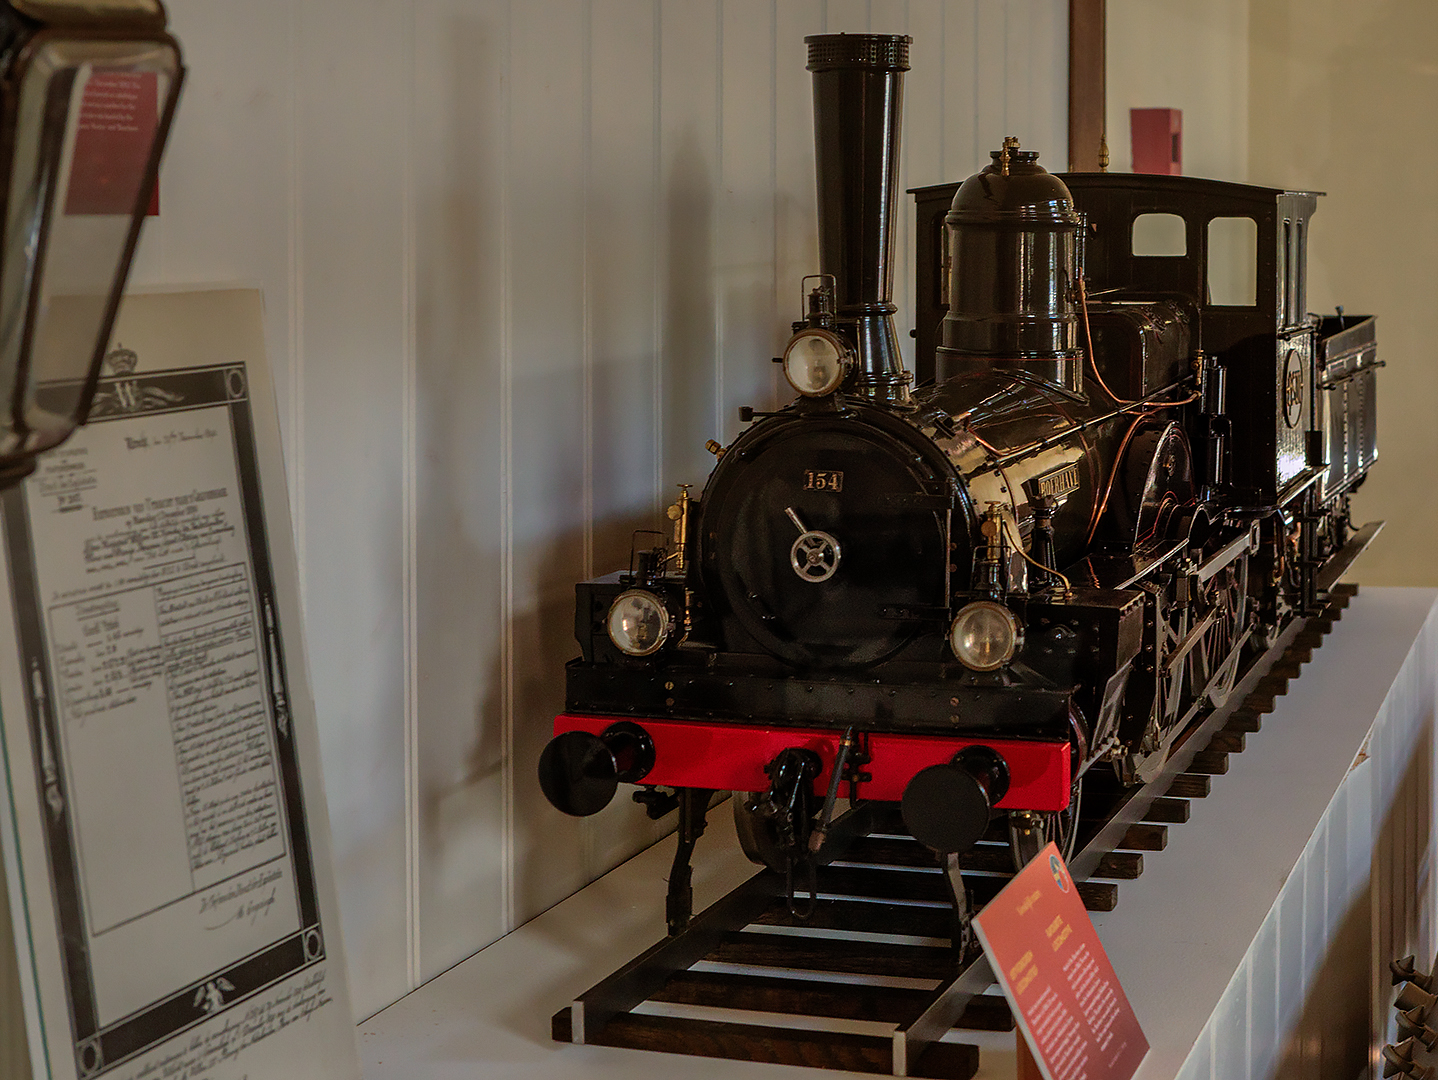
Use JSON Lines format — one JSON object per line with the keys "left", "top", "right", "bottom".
{"left": 127, "top": 0, "right": 1070, "bottom": 1019}
{"left": 1249, "top": 0, "right": 1438, "bottom": 587}
{"left": 1106, "top": 0, "right": 1249, "bottom": 183}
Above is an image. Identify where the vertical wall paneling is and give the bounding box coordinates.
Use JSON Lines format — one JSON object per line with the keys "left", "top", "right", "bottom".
{"left": 1346, "top": 753, "right": 1375, "bottom": 1069}
{"left": 903, "top": 0, "right": 943, "bottom": 369}
{"left": 1182, "top": 606, "right": 1438, "bottom": 1074}
{"left": 587, "top": 0, "right": 661, "bottom": 581}
{"left": 506, "top": 0, "right": 591, "bottom": 931}
{"left": 1371, "top": 673, "right": 1437, "bottom": 1054}
{"left": 1301, "top": 822, "right": 1326, "bottom": 1076}
{"left": 1408, "top": 719, "right": 1422, "bottom": 953}
{"left": 1373, "top": 724, "right": 1392, "bottom": 1055}
{"left": 129, "top": 1, "right": 300, "bottom": 496}
{"left": 940, "top": 1, "right": 977, "bottom": 180}
{"left": 400, "top": 0, "right": 420, "bottom": 995}
{"left": 1003, "top": 1, "right": 1030, "bottom": 148}
{"left": 973, "top": 3, "right": 1007, "bottom": 158}
{"left": 1274, "top": 842, "right": 1304, "bottom": 1072}
{"left": 1249, "top": 911, "right": 1279, "bottom": 1078}
{"left": 824, "top": 0, "right": 873, "bottom": 33}
{"left": 1032, "top": 0, "right": 1068, "bottom": 164}
{"left": 1212, "top": 959, "right": 1248, "bottom": 1080}
{"left": 718, "top": 0, "right": 779, "bottom": 442}
{"left": 897, "top": 1, "right": 943, "bottom": 371}
{"left": 773, "top": 0, "right": 821, "bottom": 394}
{"left": 658, "top": 0, "right": 721, "bottom": 493}
{"left": 581, "top": 0, "right": 674, "bottom": 881}
{"left": 295, "top": 0, "right": 414, "bottom": 1018}
{"left": 1323, "top": 792, "right": 1348, "bottom": 1074}
{"left": 871, "top": 0, "right": 909, "bottom": 34}
{"left": 410, "top": 0, "right": 512, "bottom": 984}
{"left": 142, "top": 0, "right": 1074, "bottom": 1019}
{"left": 1178, "top": 1023, "right": 1213, "bottom": 1080}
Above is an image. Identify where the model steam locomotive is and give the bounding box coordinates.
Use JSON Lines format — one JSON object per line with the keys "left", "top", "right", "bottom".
{"left": 539, "top": 33, "right": 1380, "bottom": 932}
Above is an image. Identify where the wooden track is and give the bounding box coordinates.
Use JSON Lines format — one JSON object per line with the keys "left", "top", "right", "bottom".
{"left": 552, "top": 583, "right": 1359, "bottom": 1077}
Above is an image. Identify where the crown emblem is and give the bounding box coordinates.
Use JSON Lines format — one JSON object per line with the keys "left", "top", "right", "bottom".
{"left": 103, "top": 344, "right": 138, "bottom": 376}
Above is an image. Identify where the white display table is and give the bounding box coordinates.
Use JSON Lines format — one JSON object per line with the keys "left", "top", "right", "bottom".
{"left": 1105, "top": 586, "right": 1438, "bottom": 1079}
{"left": 359, "top": 586, "right": 1438, "bottom": 1080}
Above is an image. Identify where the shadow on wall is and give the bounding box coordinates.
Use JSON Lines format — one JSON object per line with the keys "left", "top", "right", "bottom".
{"left": 508, "top": 133, "right": 726, "bottom": 926}
{"left": 500, "top": 508, "right": 662, "bottom": 919}
{"left": 662, "top": 128, "right": 718, "bottom": 492}
{"left": 407, "top": 9, "right": 521, "bottom": 978}
{"left": 409, "top": 17, "right": 769, "bottom": 952}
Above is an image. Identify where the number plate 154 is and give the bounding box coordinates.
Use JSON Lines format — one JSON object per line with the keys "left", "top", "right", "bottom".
{"left": 804, "top": 470, "right": 843, "bottom": 492}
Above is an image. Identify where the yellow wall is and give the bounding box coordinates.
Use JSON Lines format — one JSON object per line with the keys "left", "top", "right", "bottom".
{"left": 1249, "top": 0, "right": 1438, "bottom": 584}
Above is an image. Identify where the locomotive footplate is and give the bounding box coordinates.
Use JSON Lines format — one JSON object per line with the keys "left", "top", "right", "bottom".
{"left": 564, "top": 658, "right": 1074, "bottom": 739}
{"left": 559, "top": 661, "right": 1076, "bottom": 813}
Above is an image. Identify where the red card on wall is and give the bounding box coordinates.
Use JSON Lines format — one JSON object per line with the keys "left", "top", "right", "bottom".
{"left": 1131, "top": 107, "right": 1182, "bottom": 175}
{"left": 973, "top": 843, "right": 1148, "bottom": 1080}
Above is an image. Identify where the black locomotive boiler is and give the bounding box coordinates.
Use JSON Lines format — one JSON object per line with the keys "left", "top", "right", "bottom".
{"left": 539, "top": 33, "right": 1381, "bottom": 934}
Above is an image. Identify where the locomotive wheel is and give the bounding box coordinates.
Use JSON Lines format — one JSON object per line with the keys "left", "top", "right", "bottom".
{"left": 1108, "top": 421, "right": 1195, "bottom": 546}
{"left": 1114, "top": 550, "right": 1252, "bottom": 788}
{"left": 1110, "top": 579, "right": 1177, "bottom": 788}
{"left": 1190, "top": 556, "right": 1249, "bottom": 708}
{"left": 1155, "top": 590, "right": 1190, "bottom": 732}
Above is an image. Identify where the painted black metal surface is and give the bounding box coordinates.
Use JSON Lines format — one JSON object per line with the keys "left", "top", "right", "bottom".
{"left": 806, "top": 33, "right": 913, "bottom": 405}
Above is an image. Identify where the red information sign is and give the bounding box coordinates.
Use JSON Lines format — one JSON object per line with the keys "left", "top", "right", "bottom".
{"left": 973, "top": 843, "right": 1148, "bottom": 1080}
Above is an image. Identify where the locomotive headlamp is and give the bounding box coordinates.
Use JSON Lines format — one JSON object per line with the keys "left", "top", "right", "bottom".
{"left": 949, "top": 601, "right": 1021, "bottom": 671}
{"left": 782, "top": 327, "right": 852, "bottom": 397}
{"left": 0, "top": 1, "right": 183, "bottom": 487}
{"left": 606, "top": 589, "right": 673, "bottom": 657}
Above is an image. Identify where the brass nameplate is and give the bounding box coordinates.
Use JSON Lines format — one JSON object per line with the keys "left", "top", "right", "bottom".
{"left": 1032, "top": 462, "right": 1080, "bottom": 500}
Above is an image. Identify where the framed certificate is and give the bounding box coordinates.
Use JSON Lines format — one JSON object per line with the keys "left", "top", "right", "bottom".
{"left": 0, "top": 289, "right": 359, "bottom": 1080}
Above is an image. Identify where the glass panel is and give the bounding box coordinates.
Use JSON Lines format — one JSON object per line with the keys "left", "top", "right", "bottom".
{"left": 1207, "top": 216, "right": 1258, "bottom": 307}
{"left": 0, "top": 38, "right": 178, "bottom": 455}
{"left": 1131, "top": 213, "right": 1186, "bottom": 256}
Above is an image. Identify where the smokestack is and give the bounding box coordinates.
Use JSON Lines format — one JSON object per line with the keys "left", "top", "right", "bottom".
{"left": 805, "top": 33, "right": 912, "bottom": 407}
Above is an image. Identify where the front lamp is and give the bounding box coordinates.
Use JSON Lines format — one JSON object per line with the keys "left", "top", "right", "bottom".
{"left": 606, "top": 589, "right": 673, "bottom": 657}
{"left": 949, "top": 601, "right": 1020, "bottom": 671}
{"left": 0, "top": 0, "right": 184, "bottom": 486}
{"left": 782, "top": 328, "right": 852, "bottom": 398}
